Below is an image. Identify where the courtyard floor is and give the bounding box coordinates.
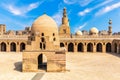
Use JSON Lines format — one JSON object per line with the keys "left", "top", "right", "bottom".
{"left": 0, "top": 52, "right": 120, "bottom": 80}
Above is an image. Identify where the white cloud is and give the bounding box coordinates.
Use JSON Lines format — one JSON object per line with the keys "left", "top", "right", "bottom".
{"left": 79, "top": 0, "right": 93, "bottom": 7}
{"left": 74, "top": 23, "right": 87, "bottom": 32}
{"left": 78, "top": 8, "right": 91, "bottom": 16}
{"left": 7, "top": 5, "right": 21, "bottom": 15}
{"left": 63, "top": 0, "right": 93, "bottom": 6}
{"left": 78, "top": 0, "right": 113, "bottom": 16}
{"left": 96, "top": 2, "right": 120, "bottom": 16}
{"left": 27, "top": 2, "right": 40, "bottom": 11}
{"left": 63, "top": 0, "right": 77, "bottom": 4}
{"left": 3, "top": 2, "right": 41, "bottom": 16}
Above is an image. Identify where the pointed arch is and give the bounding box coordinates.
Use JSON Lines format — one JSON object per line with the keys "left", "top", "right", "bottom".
{"left": 20, "top": 43, "right": 25, "bottom": 51}
{"left": 96, "top": 43, "right": 102, "bottom": 52}
{"left": 10, "top": 42, "right": 16, "bottom": 52}
{"left": 78, "top": 43, "right": 83, "bottom": 52}
{"left": 87, "top": 43, "right": 93, "bottom": 52}
{"left": 68, "top": 43, "right": 74, "bottom": 52}
{"left": 1, "top": 42, "right": 6, "bottom": 51}
{"left": 106, "top": 43, "right": 111, "bottom": 52}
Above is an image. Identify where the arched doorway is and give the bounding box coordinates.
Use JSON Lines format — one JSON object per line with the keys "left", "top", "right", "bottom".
{"left": 1, "top": 42, "right": 6, "bottom": 51}
{"left": 96, "top": 43, "right": 102, "bottom": 52}
{"left": 106, "top": 43, "right": 111, "bottom": 52}
{"left": 60, "top": 43, "right": 64, "bottom": 47}
{"left": 78, "top": 43, "right": 83, "bottom": 52}
{"left": 114, "top": 43, "right": 117, "bottom": 53}
{"left": 68, "top": 43, "right": 74, "bottom": 52}
{"left": 20, "top": 43, "right": 25, "bottom": 51}
{"left": 38, "top": 54, "right": 47, "bottom": 71}
{"left": 10, "top": 42, "right": 16, "bottom": 52}
{"left": 87, "top": 43, "right": 93, "bottom": 52}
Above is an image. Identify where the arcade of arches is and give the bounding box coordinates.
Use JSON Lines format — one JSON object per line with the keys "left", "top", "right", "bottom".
{"left": 0, "top": 42, "right": 26, "bottom": 52}
{"left": 60, "top": 41, "right": 120, "bottom": 54}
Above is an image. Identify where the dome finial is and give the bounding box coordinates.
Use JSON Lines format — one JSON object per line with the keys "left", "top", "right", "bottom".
{"left": 109, "top": 19, "right": 112, "bottom": 25}
{"left": 64, "top": 7, "right": 66, "bottom": 10}
{"left": 43, "top": 11, "right": 46, "bottom": 14}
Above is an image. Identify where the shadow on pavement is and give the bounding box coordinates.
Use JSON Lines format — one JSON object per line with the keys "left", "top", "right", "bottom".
{"left": 14, "top": 61, "right": 22, "bottom": 72}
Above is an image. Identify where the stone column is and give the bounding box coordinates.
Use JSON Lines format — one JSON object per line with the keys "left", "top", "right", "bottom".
{"left": 93, "top": 45, "right": 96, "bottom": 53}
{"left": 117, "top": 46, "right": 119, "bottom": 54}
{"left": 111, "top": 44, "right": 114, "bottom": 53}
{"left": 65, "top": 43, "right": 68, "bottom": 52}
{"left": 83, "top": 45, "right": 87, "bottom": 53}
{"left": 102, "top": 44, "right": 106, "bottom": 53}
{"left": 16, "top": 43, "right": 20, "bottom": 52}
{"left": 74, "top": 43, "right": 77, "bottom": 52}
{"left": 7, "top": 43, "right": 10, "bottom": 52}
{"left": 65, "top": 45, "right": 68, "bottom": 52}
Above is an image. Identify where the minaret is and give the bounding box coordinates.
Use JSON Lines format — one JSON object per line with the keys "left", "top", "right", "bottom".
{"left": 62, "top": 7, "right": 69, "bottom": 26}
{"left": 108, "top": 19, "right": 112, "bottom": 35}
{"left": 59, "top": 7, "right": 71, "bottom": 36}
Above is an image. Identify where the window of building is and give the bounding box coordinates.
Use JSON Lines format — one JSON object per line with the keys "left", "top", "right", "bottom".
{"left": 41, "top": 38, "right": 45, "bottom": 42}
{"left": 40, "top": 43, "right": 42, "bottom": 49}
{"left": 53, "top": 38, "right": 56, "bottom": 41}
{"left": 43, "top": 44, "right": 46, "bottom": 49}
{"left": 63, "top": 29, "right": 66, "bottom": 33}
{"left": 42, "top": 33, "right": 44, "bottom": 36}
{"left": 53, "top": 33, "right": 55, "bottom": 36}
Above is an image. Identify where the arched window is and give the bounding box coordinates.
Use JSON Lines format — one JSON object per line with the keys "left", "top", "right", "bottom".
{"left": 53, "top": 33, "right": 55, "bottom": 36}
{"left": 40, "top": 43, "right": 42, "bottom": 49}
{"left": 96, "top": 43, "right": 102, "bottom": 52}
{"left": 10, "top": 42, "right": 16, "bottom": 52}
{"left": 41, "top": 33, "right": 44, "bottom": 36}
{"left": 1, "top": 42, "right": 6, "bottom": 51}
{"left": 53, "top": 38, "right": 56, "bottom": 41}
{"left": 68, "top": 43, "right": 74, "bottom": 52}
{"left": 87, "top": 43, "right": 93, "bottom": 52}
{"left": 60, "top": 43, "right": 64, "bottom": 47}
{"left": 20, "top": 43, "right": 25, "bottom": 52}
{"left": 41, "top": 38, "right": 45, "bottom": 42}
{"left": 40, "top": 43, "right": 46, "bottom": 50}
{"left": 78, "top": 43, "right": 83, "bottom": 52}
{"left": 106, "top": 43, "right": 111, "bottom": 52}
{"left": 63, "top": 29, "right": 66, "bottom": 33}
{"left": 43, "top": 44, "right": 46, "bottom": 49}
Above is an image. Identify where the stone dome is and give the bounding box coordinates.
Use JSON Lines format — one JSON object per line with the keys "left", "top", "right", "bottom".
{"left": 76, "top": 30, "right": 82, "bottom": 35}
{"left": 31, "top": 14, "right": 58, "bottom": 36}
{"left": 31, "top": 14, "right": 60, "bottom": 46}
{"left": 90, "top": 27, "right": 99, "bottom": 34}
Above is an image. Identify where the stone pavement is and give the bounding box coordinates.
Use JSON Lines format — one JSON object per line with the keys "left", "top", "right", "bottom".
{"left": 32, "top": 73, "right": 45, "bottom": 80}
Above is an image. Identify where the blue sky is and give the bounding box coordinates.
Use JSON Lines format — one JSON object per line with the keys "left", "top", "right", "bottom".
{"left": 0, "top": 0, "right": 120, "bottom": 33}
